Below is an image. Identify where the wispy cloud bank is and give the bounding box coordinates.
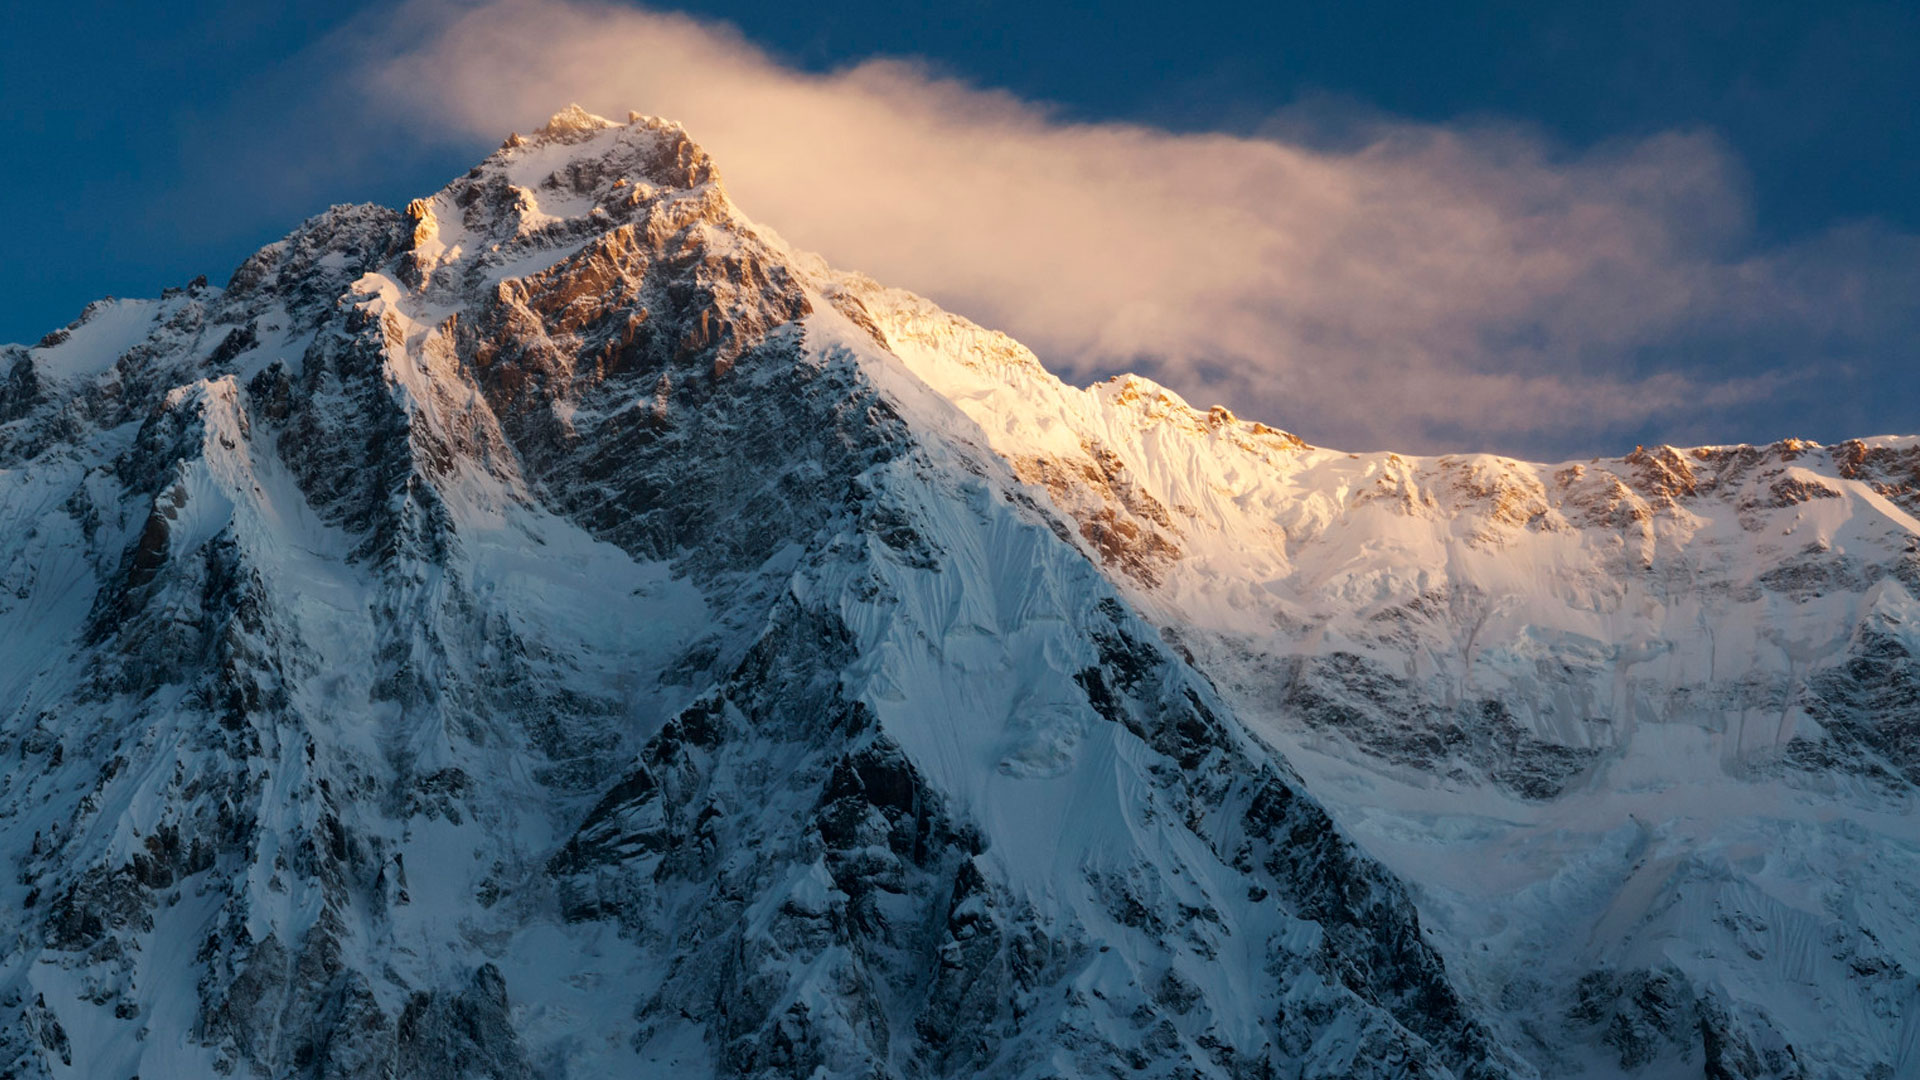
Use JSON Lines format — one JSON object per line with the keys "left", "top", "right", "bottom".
{"left": 340, "top": 0, "right": 1918, "bottom": 456}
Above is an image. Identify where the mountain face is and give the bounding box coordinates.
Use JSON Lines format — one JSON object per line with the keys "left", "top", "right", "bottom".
{"left": 0, "top": 106, "right": 1912, "bottom": 1079}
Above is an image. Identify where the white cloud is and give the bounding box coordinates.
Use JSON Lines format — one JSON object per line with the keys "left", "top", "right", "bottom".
{"left": 340, "top": 0, "right": 1917, "bottom": 455}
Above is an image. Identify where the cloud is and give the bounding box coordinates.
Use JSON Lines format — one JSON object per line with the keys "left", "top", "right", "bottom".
{"left": 338, "top": 0, "right": 1918, "bottom": 456}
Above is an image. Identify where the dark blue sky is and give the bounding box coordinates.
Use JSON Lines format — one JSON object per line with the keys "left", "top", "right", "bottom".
{"left": 4, "top": 0, "right": 1916, "bottom": 451}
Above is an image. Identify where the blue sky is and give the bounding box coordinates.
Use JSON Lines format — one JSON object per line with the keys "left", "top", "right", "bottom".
{"left": 5, "top": 0, "right": 1916, "bottom": 455}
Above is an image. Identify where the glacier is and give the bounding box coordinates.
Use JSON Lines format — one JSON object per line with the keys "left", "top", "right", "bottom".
{"left": 0, "top": 105, "right": 1913, "bottom": 1079}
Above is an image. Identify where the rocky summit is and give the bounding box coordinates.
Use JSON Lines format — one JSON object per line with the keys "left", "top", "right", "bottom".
{"left": 0, "top": 107, "right": 1914, "bottom": 1079}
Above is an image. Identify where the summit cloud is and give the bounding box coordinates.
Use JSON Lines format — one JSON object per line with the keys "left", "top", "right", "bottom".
{"left": 332, "top": 0, "right": 1920, "bottom": 456}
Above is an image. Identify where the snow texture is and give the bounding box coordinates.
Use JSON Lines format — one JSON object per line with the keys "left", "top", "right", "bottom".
{"left": 0, "top": 108, "right": 1913, "bottom": 1080}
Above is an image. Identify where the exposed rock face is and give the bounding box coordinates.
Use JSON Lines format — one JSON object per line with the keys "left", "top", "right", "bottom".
{"left": 0, "top": 109, "right": 1535, "bottom": 1080}
{"left": 3, "top": 106, "right": 1915, "bottom": 1079}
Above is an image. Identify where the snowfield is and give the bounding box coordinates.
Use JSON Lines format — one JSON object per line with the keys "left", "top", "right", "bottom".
{"left": 0, "top": 107, "right": 1913, "bottom": 1079}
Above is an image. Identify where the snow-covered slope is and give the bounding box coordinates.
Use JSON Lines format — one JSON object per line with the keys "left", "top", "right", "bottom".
{"left": 832, "top": 275, "right": 1920, "bottom": 1078}
{"left": 0, "top": 108, "right": 1531, "bottom": 1079}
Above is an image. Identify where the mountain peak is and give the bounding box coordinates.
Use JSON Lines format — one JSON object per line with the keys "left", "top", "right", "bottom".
{"left": 533, "top": 102, "right": 618, "bottom": 141}
{"left": 487, "top": 108, "right": 723, "bottom": 200}
{"left": 382, "top": 107, "right": 736, "bottom": 297}
{"left": 2, "top": 97, "right": 1916, "bottom": 1080}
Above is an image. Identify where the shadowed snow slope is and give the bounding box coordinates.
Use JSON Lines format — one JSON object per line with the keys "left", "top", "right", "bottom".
{"left": 834, "top": 272, "right": 1920, "bottom": 1079}
{"left": 0, "top": 108, "right": 1913, "bottom": 1080}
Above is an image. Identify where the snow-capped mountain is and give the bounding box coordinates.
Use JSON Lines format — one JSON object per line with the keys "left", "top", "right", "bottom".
{"left": 0, "top": 106, "right": 1912, "bottom": 1079}
{"left": 849, "top": 282, "right": 1920, "bottom": 1079}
